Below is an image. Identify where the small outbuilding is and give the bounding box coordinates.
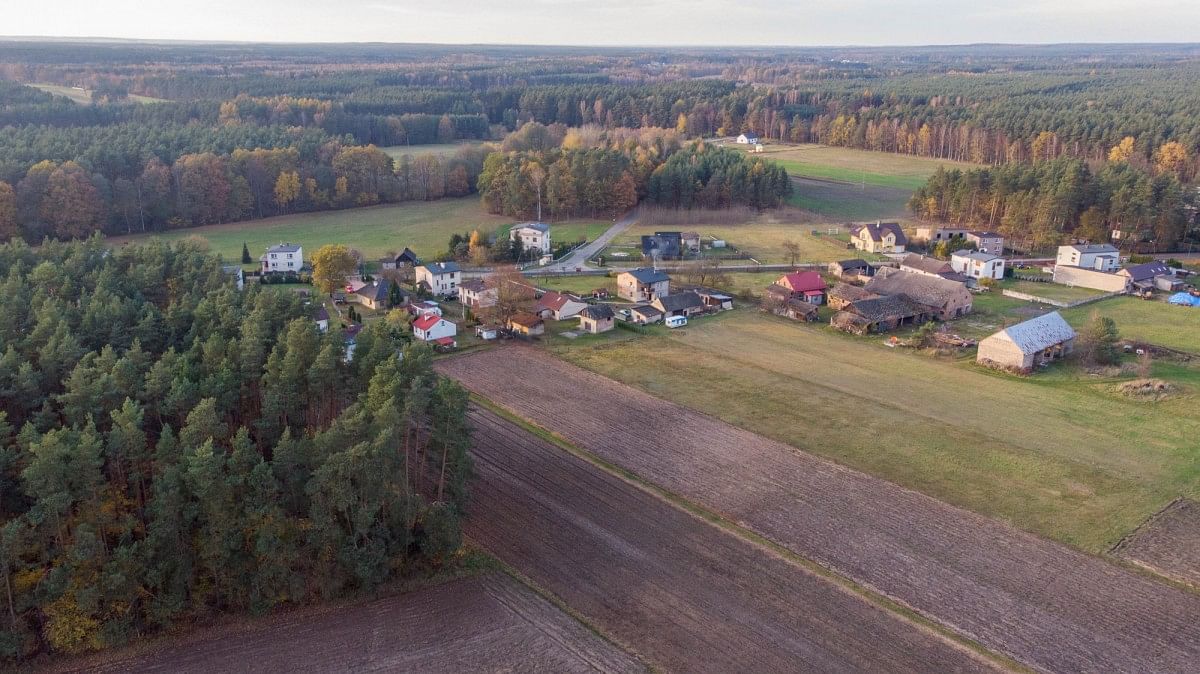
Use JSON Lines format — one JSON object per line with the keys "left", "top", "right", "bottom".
{"left": 578, "top": 304, "right": 616, "bottom": 334}
{"left": 507, "top": 312, "right": 545, "bottom": 337}
{"left": 976, "top": 311, "right": 1076, "bottom": 373}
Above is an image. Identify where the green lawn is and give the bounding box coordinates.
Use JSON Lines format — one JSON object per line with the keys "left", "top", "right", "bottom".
{"left": 615, "top": 219, "right": 869, "bottom": 264}
{"left": 552, "top": 309, "right": 1200, "bottom": 553}
{"left": 499, "top": 220, "right": 612, "bottom": 248}
{"left": 999, "top": 280, "right": 1108, "bottom": 303}
{"left": 534, "top": 275, "right": 618, "bottom": 297}
{"left": 1061, "top": 296, "right": 1200, "bottom": 353}
{"left": 764, "top": 144, "right": 978, "bottom": 187}
{"left": 109, "top": 198, "right": 518, "bottom": 264}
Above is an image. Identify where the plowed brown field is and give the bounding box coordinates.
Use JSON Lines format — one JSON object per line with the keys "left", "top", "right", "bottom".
{"left": 437, "top": 347, "right": 1200, "bottom": 674}
{"left": 48, "top": 574, "right": 642, "bottom": 674}
{"left": 462, "top": 406, "right": 994, "bottom": 673}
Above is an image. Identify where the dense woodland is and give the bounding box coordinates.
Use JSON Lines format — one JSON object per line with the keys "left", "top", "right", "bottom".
{"left": 6, "top": 42, "right": 1200, "bottom": 247}
{"left": 0, "top": 238, "right": 472, "bottom": 661}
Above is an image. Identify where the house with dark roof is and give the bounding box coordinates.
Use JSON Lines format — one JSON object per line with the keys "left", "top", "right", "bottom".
{"left": 641, "top": 232, "right": 683, "bottom": 261}
{"left": 831, "top": 295, "right": 935, "bottom": 335}
{"left": 829, "top": 259, "right": 874, "bottom": 279}
{"left": 966, "top": 231, "right": 1004, "bottom": 255}
{"left": 458, "top": 277, "right": 497, "bottom": 309}
{"left": 736, "top": 132, "right": 760, "bottom": 144}
{"left": 629, "top": 304, "right": 663, "bottom": 325}
{"left": 688, "top": 287, "right": 734, "bottom": 311}
{"left": 1117, "top": 261, "right": 1173, "bottom": 290}
{"left": 578, "top": 304, "right": 616, "bottom": 334}
{"left": 977, "top": 311, "right": 1075, "bottom": 372}
{"left": 827, "top": 283, "right": 877, "bottom": 310}
{"left": 415, "top": 262, "right": 461, "bottom": 297}
{"left": 381, "top": 247, "right": 421, "bottom": 271}
{"left": 900, "top": 254, "right": 955, "bottom": 278}
{"left": 652, "top": 291, "right": 705, "bottom": 318}
{"left": 617, "top": 268, "right": 670, "bottom": 302}
{"left": 353, "top": 278, "right": 395, "bottom": 311}
{"left": 312, "top": 306, "right": 330, "bottom": 333}
{"left": 1056, "top": 244, "right": 1119, "bottom": 271}
{"left": 769, "top": 297, "right": 820, "bottom": 322}
{"left": 851, "top": 222, "right": 907, "bottom": 254}
{"left": 865, "top": 268, "right": 972, "bottom": 320}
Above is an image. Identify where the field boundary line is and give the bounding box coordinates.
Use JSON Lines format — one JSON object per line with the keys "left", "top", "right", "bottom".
{"left": 470, "top": 538, "right": 658, "bottom": 673}
{"left": 469, "top": 394, "right": 1028, "bottom": 673}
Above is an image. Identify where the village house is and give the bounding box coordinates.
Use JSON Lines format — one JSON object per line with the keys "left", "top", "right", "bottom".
{"left": 827, "top": 283, "right": 877, "bottom": 310}
{"left": 977, "top": 311, "right": 1075, "bottom": 373}
{"left": 380, "top": 247, "right": 420, "bottom": 271}
{"left": 899, "top": 254, "right": 968, "bottom": 283}
{"left": 851, "top": 222, "right": 907, "bottom": 254}
{"left": 408, "top": 300, "right": 442, "bottom": 317}
{"left": 412, "top": 313, "right": 457, "bottom": 342}
{"left": 617, "top": 268, "right": 670, "bottom": 302}
{"left": 690, "top": 287, "right": 734, "bottom": 311}
{"left": 1052, "top": 265, "right": 1130, "bottom": 293}
{"left": 415, "top": 261, "right": 461, "bottom": 297}
{"left": 831, "top": 294, "right": 935, "bottom": 335}
{"left": 913, "top": 226, "right": 969, "bottom": 244}
{"left": 829, "top": 259, "right": 874, "bottom": 279}
{"left": 507, "top": 312, "right": 545, "bottom": 337}
{"left": 342, "top": 324, "right": 362, "bottom": 362}
{"left": 865, "top": 268, "right": 973, "bottom": 320}
{"left": 681, "top": 232, "right": 702, "bottom": 253}
{"left": 260, "top": 243, "right": 303, "bottom": 273}
{"left": 1117, "top": 261, "right": 1174, "bottom": 291}
{"left": 629, "top": 304, "right": 663, "bottom": 325}
{"left": 533, "top": 291, "right": 588, "bottom": 320}
{"left": 458, "top": 277, "right": 497, "bottom": 309}
{"left": 770, "top": 297, "right": 820, "bottom": 322}
{"left": 577, "top": 304, "right": 616, "bottom": 334}
{"left": 966, "top": 231, "right": 1004, "bottom": 255}
{"left": 312, "top": 306, "right": 329, "bottom": 333}
{"left": 951, "top": 250, "right": 1006, "bottom": 281}
{"left": 510, "top": 223, "right": 552, "bottom": 255}
{"left": 641, "top": 232, "right": 683, "bottom": 260}
{"left": 768, "top": 271, "right": 828, "bottom": 304}
{"left": 221, "top": 265, "right": 245, "bottom": 291}
{"left": 736, "top": 131, "right": 760, "bottom": 144}
{"left": 652, "top": 291, "right": 706, "bottom": 318}
{"left": 1056, "top": 244, "right": 1120, "bottom": 271}
{"left": 352, "top": 278, "right": 396, "bottom": 311}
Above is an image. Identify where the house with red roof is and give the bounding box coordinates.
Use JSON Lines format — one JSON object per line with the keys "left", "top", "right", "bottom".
{"left": 533, "top": 291, "right": 588, "bottom": 320}
{"left": 412, "top": 313, "right": 457, "bottom": 343}
{"left": 767, "top": 271, "right": 828, "bottom": 305}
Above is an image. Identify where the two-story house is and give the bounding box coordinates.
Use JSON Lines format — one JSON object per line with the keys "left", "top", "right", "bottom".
{"left": 511, "top": 223, "right": 552, "bottom": 255}
{"left": 951, "top": 250, "right": 1006, "bottom": 281}
{"left": 851, "top": 222, "right": 907, "bottom": 254}
{"left": 415, "top": 261, "right": 461, "bottom": 297}
{"left": 260, "top": 243, "right": 303, "bottom": 273}
{"left": 617, "top": 268, "right": 670, "bottom": 302}
{"left": 965, "top": 231, "right": 1004, "bottom": 255}
{"left": 1056, "top": 244, "right": 1119, "bottom": 272}
{"left": 458, "top": 277, "right": 497, "bottom": 309}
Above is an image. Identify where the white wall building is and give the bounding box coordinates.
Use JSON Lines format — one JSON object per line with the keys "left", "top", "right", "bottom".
{"left": 412, "top": 313, "right": 457, "bottom": 342}
{"left": 951, "top": 250, "right": 1006, "bottom": 281}
{"left": 260, "top": 243, "right": 303, "bottom": 273}
{"left": 1056, "top": 244, "right": 1119, "bottom": 272}
{"left": 510, "top": 223, "right": 552, "bottom": 255}
{"left": 414, "top": 262, "right": 461, "bottom": 297}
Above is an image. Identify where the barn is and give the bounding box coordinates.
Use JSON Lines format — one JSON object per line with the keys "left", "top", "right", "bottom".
{"left": 976, "top": 311, "right": 1076, "bottom": 373}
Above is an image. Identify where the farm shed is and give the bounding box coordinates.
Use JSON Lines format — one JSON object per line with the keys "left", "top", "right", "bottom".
{"left": 508, "top": 312, "right": 545, "bottom": 337}
{"left": 865, "top": 268, "right": 973, "bottom": 320}
{"left": 629, "top": 304, "right": 663, "bottom": 324}
{"left": 831, "top": 295, "right": 934, "bottom": 335}
{"left": 652, "top": 291, "right": 706, "bottom": 318}
{"left": 771, "top": 297, "right": 820, "bottom": 322}
{"left": 827, "top": 283, "right": 876, "bottom": 310}
{"left": 829, "top": 259, "right": 874, "bottom": 278}
{"left": 976, "top": 311, "right": 1076, "bottom": 373}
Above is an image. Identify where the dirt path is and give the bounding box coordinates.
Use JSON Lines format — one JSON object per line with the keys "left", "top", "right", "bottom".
{"left": 437, "top": 347, "right": 1200, "bottom": 674}
{"left": 44, "top": 573, "right": 641, "bottom": 674}
{"left": 462, "top": 406, "right": 996, "bottom": 673}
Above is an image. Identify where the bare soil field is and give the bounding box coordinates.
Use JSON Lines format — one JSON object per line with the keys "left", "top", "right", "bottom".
{"left": 46, "top": 573, "right": 641, "bottom": 674}
{"left": 461, "top": 406, "right": 993, "bottom": 673}
{"left": 437, "top": 347, "right": 1200, "bottom": 674}
{"left": 1113, "top": 498, "right": 1200, "bottom": 588}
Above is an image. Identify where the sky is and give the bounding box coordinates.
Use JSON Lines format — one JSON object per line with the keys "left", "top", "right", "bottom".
{"left": 6, "top": 0, "right": 1200, "bottom": 46}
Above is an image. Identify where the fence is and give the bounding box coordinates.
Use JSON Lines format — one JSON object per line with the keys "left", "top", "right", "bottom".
{"left": 1001, "top": 289, "right": 1123, "bottom": 309}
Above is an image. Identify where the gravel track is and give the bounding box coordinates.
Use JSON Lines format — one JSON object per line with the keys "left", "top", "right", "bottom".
{"left": 462, "top": 406, "right": 995, "bottom": 673}
{"left": 438, "top": 347, "right": 1200, "bottom": 674}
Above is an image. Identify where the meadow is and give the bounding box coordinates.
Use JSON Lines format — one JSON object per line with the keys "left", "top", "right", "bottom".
{"left": 28, "top": 82, "right": 167, "bottom": 104}
{"left": 553, "top": 309, "right": 1200, "bottom": 553}
{"left": 109, "top": 197, "right": 605, "bottom": 266}
{"left": 1062, "top": 296, "right": 1200, "bottom": 353}
{"left": 612, "top": 214, "right": 868, "bottom": 264}
{"left": 380, "top": 141, "right": 487, "bottom": 160}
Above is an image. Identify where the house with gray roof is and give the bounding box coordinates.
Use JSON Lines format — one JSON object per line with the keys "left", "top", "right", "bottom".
{"left": 1056, "top": 244, "right": 1119, "bottom": 271}
{"left": 511, "top": 222, "right": 552, "bottom": 255}
{"left": 652, "top": 291, "right": 705, "bottom": 318}
{"left": 977, "top": 311, "right": 1076, "bottom": 372}
{"left": 865, "top": 268, "right": 973, "bottom": 320}
{"left": 415, "top": 261, "right": 461, "bottom": 297}
{"left": 617, "top": 268, "right": 670, "bottom": 302}
{"left": 951, "top": 250, "right": 1006, "bottom": 281}
{"left": 260, "top": 243, "right": 303, "bottom": 273}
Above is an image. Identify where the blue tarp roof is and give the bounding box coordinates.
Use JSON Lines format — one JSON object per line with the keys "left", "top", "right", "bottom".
{"left": 1167, "top": 292, "right": 1200, "bottom": 306}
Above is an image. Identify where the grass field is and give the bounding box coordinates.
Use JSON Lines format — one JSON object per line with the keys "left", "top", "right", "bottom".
{"left": 552, "top": 309, "right": 1200, "bottom": 553}
{"left": 28, "top": 82, "right": 166, "bottom": 104}
{"left": 749, "top": 144, "right": 977, "bottom": 220}
{"left": 380, "top": 141, "right": 486, "bottom": 160}
{"left": 999, "top": 280, "right": 1108, "bottom": 303}
{"left": 614, "top": 216, "right": 868, "bottom": 264}
{"left": 1062, "top": 296, "right": 1200, "bottom": 353}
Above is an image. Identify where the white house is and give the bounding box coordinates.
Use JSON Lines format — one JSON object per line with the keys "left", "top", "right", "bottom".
{"left": 510, "top": 222, "right": 552, "bottom": 255}
{"left": 1056, "top": 244, "right": 1119, "bottom": 272}
{"left": 312, "top": 306, "right": 329, "bottom": 333}
{"left": 736, "top": 132, "right": 760, "bottom": 144}
{"left": 951, "top": 250, "right": 1006, "bottom": 281}
{"left": 412, "top": 313, "right": 457, "bottom": 342}
{"left": 260, "top": 243, "right": 303, "bottom": 273}
{"left": 415, "top": 261, "right": 461, "bottom": 297}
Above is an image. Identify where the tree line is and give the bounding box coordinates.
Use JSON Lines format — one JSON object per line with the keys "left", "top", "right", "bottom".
{"left": 0, "top": 238, "right": 472, "bottom": 660}
{"left": 908, "top": 157, "right": 1193, "bottom": 250}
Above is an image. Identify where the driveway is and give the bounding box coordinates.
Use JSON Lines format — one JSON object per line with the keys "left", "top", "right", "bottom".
{"left": 540, "top": 210, "right": 638, "bottom": 272}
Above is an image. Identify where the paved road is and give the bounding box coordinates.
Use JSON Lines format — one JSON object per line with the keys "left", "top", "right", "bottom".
{"left": 541, "top": 211, "right": 639, "bottom": 273}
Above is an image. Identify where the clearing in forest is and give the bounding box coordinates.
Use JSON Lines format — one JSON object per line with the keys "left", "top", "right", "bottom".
{"left": 437, "top": 346, "right": 1200, "bottom": 674}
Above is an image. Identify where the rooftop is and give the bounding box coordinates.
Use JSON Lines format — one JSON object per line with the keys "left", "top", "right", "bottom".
{"left": 515, "top": 222, "right": 550, "bottom": 233}
{"left": 981, "top": 312, "right": 1076, "bottom": 354}
{"left": 420, "top": 261, "right": 461, "bottom": 274}
{"left": 623, "top": 267, "right": 670, "bottom": 284}
{"left": 953, "top": 250, "right": 1002, "bottom": 263}
{"left": 1062, "top": 243, "right": 1119, "bottom": 255}
{"left": 854, "top": 221, "right": 908, "bottom": 245}
{"left": 580, "top": 304, "right": 615, "bottom": 320}
{"left": 265, "top": 242, "right": 302, "bottom": 253}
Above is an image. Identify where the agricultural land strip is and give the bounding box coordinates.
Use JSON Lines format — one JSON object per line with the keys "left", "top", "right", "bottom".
{"left": 460, "top": 405, "right": 996, "bottom": 673}
{"left": 437, "top": 347, "right": 1200, "bottom": 674}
